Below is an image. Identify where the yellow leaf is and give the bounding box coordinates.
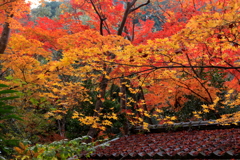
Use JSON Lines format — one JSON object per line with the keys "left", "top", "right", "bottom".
{"left": 203, "top": 109, "right": 209, "bottom": 113}
{"left": 202, "top": 104, "right": 208, "bottom": 109}
{"left": 171, "top": 116, "right": 177, "bottom": 120}
{"left": 19, "top": 142, "right": 25, "bottom": 150}
{"left": 55, "top": 115, "right": 62, "bottom": 120}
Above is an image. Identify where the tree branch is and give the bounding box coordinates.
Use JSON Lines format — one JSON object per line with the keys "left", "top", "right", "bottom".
{"left": 130, "top": 0, "right": 150, "bottom": 13}
{"left": 100, "top": 59, "right": 240, "bottom": 70}
{"left": 0, "top": 0, "right": 14, "bottom": 7}
{"left": 117, "top": 2, "right": 132, "bottom": 35}
{"left": 89, "top": 0, "right": 105, "bottom": 35}
{"left": 118, "top": 0, "right": 150, "bottom": 36}
{"left": 107, "top": 65, "right": 240, "bottom": 81}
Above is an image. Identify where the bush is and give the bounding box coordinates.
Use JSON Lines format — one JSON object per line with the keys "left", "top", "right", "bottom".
{"left": 0, "top": 84, "right": 22, "bottom": 159}
{"left": 14, "top": 136, "right": 108, "bottom": 160}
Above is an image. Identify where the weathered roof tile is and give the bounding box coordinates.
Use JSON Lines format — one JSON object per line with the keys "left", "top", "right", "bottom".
{"left": 90, "top": 128, "right": 240, "bottom": 159}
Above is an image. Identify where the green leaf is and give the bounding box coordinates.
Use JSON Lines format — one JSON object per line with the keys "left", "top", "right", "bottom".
{"left": 0, "top": 84, "right": 9, "bottom": 87}
{"left": 0, "top": 89, "right": 18, "bottom": 94}
{"left": 3, "top": 114, "right": 23, "bottom": 121}
{"left": 0, "top": 96, "right": 19, "bottom": 100}
{"left": 33, "top": 146, "right": 38, "bottom": 152}
{"left": 16, "top": 92, "right": 24, "bottom": 97}
{"left": 0, "top": 110, "right": 14, "bottom": 116}
{"left": 0, "top": 105, "right": 15, "bottom": 109}
{"left": 30, "top": 98, "right": 39, "bottom": 105}
{"left": 5, "top": 76, "right": 13, "bottom": 80}
{"left": 0, "top": 108, "right": 14, "bottom": 115}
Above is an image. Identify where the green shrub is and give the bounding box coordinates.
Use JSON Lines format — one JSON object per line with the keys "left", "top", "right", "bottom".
{"left": 0, "top": 84, "right": 22, "bottom": 159}
{"left": 15, "top": 136, "right": 108, "bottom": 160}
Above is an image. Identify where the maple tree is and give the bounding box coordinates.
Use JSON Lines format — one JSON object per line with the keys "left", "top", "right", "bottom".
{"left": 0, "top": 0, "right": 30, "bottom": 54}
{"left": 0, "top": 0, "right": 239, "bottom": 158}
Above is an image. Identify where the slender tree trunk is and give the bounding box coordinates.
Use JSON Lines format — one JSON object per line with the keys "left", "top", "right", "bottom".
{"left": 139, "top": 86, "right": 153, "bottom": 124}
{"left": 118, "top": 2, "right": 132, "bottom": 36}
{"left": 57, "top": 118, "right": 66, "bottom": 137}
{"left": 120, "top": 77, "right": 129, "bottom": 135}
{"left": 86, "top": 68, "right": 110, "bottom": 142}
{"left": 0, "top": 21, "right": 11, "bottom": 54}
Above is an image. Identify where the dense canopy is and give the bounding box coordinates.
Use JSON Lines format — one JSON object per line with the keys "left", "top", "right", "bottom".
{"left": 0, "top": 0, "right": 239, "bottom": 159}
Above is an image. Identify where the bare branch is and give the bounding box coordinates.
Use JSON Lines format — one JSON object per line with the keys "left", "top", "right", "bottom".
{"left": 99, "top": 59, "right": 240, "bottom": 70}
{"left": 118, "top": 0, "right": 150, "bottom": 35}
{"left": 89, "top": 0, "right": 105, "bottom": 35}
{"left": 130, "top": 0, "right": 150, "bottom": 13}
{"left": 107, "top": 64, "right": 240, "bottom": 82}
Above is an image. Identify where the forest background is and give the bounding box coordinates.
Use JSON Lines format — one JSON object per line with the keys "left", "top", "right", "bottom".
{"left": 0, "top": 0, "right": 239, "bottom": 159}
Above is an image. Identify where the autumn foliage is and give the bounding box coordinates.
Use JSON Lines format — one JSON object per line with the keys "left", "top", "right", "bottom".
{"left": 0, "top": 0, "right": 239, "bottom": 158}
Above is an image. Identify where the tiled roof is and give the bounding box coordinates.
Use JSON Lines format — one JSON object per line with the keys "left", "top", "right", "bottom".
{"left": 133, "top": 120, "right": 240, "bottom": 133}
{"left": 90, "top": 127, "right": 240, "bottom": 159}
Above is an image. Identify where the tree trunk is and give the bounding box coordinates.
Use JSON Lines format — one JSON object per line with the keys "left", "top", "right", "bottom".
{"left": 0, "top": 21, "right": 11, "bottom": 54}
{"left": 120, "top": 77, "right": 129, "bottom": 135}
{"left": 86, "top": 73, "right": 109, "bottom": 142}
{"left": 57, "top": 118, "right": 66, "bottom": 138}
{"left": 139, "top": 86, "right": 153, "bottom": 124}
